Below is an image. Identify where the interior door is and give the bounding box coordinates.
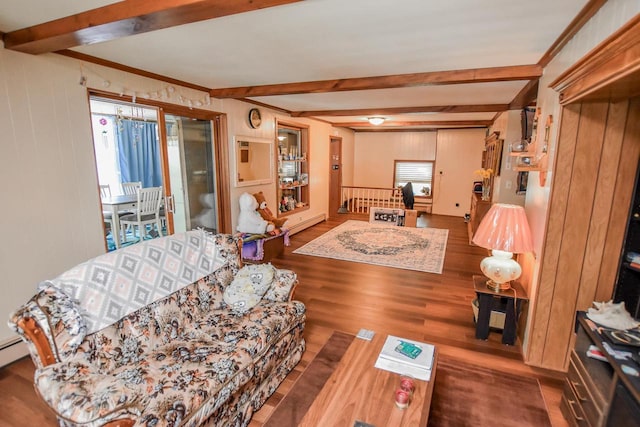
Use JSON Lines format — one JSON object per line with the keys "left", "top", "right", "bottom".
{"left": 329, "top": 136, "right": 342, "bottom": 216}
{"left": 164, "top": 114, "right": 218, "bottom": 233}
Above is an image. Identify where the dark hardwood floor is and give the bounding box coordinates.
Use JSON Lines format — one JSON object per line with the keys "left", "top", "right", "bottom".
{"left": 0, "top": 213, "right": 567, "bottom": 427}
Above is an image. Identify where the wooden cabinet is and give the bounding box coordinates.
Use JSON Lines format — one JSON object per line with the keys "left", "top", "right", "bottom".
{"left": 468, "top": 192, "right": 491, "bottom": 243}
{"left": 612, "top": 161, "right": 640, "bottom": 319}
{"left": 561, "top": 313, "right": 640, "bottom": 427}
{"left": 277, "top": 121, "right": 309, "bottom": 216}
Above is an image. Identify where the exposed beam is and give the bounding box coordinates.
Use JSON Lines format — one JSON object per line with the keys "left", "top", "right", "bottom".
{"left": 353, "top": 127, "right": 487, "bottom": 133}
{"left": 209, "top": 64, "right": 542, "bottom": 98}
{"left": 238, "top": 98, "right": 291, "bottom": 114}
{"left": 291, "top": 104, "right": 508, "bottom": 117}
{"left": 538, "top": 0, "right": 608, "bottom": 68}
{"left": 335, "top": 120, "right": 493, "bottom": 128}
{"left": 509, "top": 79, "right": 540, "bottom": 110}
{"left": 3, "top": 0, "right": 303, "bottom": 54}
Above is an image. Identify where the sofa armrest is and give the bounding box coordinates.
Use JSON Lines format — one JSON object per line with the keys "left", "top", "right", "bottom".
{"left": 15, "top": 317, "right": 57, "bottom": 367}
{"left": 264, "top": 269, "right": 298, "bottom": 302}
{"left": 35, "top": 362, "right": 142, "bottom": 425}
{"left": 8, "top": 284, "right": 87, "bottom": 368}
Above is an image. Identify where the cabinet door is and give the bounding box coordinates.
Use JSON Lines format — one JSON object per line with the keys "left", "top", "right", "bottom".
{"left": 613, "top": 159, "right": 640, "bottom": 319}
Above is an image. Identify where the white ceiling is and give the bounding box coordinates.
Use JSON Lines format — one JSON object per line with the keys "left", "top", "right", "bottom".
{"left": 0, "top": 0, "right": 589, "bottom": 130}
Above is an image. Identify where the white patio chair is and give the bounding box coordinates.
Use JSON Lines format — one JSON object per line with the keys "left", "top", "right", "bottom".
{"left": 99, "top": 184, "right": 111, "bottom": 199}
{"left": 121, "top": 181, "right": 142, "bottom": 195}
{"left": 119, "top": 186, "right": 163, "bottom": 242}
{"left": 99, "top": 184, "right": 115, "bottom": 235}
{"left": 119, "top": 181, "right": 142, "bottom": 236}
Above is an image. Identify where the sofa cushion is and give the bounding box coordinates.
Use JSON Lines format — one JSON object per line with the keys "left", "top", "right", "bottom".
{"left": 223, "top": 264, "right": 276, "bottom": 313}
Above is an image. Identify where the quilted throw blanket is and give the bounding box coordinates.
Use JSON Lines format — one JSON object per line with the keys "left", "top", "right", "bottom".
{"left": 44, "top": 230, "right": 227, "bottom": 334}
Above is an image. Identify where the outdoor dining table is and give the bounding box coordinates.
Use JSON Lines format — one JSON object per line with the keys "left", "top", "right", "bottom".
{"left": 101, "top": 194, "right": 137, "bottom": 249}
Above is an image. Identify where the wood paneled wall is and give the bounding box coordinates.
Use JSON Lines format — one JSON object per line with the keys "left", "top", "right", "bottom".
{"left": 527, "top": 97, "right": 640, "bottom": 370}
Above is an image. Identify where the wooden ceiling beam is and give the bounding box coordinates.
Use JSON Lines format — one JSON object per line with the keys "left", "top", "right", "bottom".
{"left": 353, "top": 127, "right": 488, "bottom": 133}
{"left": 291, "top": 104, "right": 508, "bottom": 117}
{"left": 3, "top": 0, "right": 302, "bottom": 54}
{"left": 209, "top": 64, "right": 542, "bottom": 98}
{"left": 335, "top": 120, "right": 493, "bottom": 128}
{"left": 509, "top": 79, "right": 540, "bottom": 110}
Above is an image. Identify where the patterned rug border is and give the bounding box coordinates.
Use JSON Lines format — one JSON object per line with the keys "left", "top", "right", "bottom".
{"left": 292, "top": 220, "right": 449, "bottom": 274}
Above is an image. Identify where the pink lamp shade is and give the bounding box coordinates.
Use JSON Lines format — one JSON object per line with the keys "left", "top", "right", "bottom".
{"left": 472, "top": 203, "right": 533, "bottom": 254}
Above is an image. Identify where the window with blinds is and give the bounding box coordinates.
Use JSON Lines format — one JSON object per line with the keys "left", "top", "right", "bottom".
{"left": 394, "top": 161, "right": 434, "bottom": 196}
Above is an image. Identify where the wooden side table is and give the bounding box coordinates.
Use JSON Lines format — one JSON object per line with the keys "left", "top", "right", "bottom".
{"left": 473, "top": 275, "right": 528, "bottom": 345}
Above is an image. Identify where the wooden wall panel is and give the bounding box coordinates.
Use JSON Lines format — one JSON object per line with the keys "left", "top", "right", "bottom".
{"left": 530, "top": 18, "right": 640, "bottom": 371}
{"left": 544, "top": 101, "right": 609, "bottom": 369}
{"left": 527, "top": 104, "right": 581, "bottom": 367}
{"left": 580, "top": 100, "right": 628, "bottom": 307}
{"left": 597, "top": 98, "right": 640, "bottom": 300}
{"left": 528, "top": 98, "right": 640, "bottom": 370}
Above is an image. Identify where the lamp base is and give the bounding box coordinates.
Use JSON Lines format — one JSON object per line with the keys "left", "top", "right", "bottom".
{"left": 486, "top": 279, "right": 512, "bottom": 292}
{"left": 479, "top": 249, "right": 521, "bottom": 293}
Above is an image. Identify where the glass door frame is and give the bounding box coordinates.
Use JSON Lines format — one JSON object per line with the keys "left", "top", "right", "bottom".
{"left": 88, "top": 89, "right": 233, "bottom": 236}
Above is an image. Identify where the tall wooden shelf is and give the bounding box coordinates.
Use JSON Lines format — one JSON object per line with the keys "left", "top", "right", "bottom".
{"left": 276, "top": 121, "right": 310, "bottom": 217}
{"left": 468, "top": 193, "right": 491, "bottom": 244}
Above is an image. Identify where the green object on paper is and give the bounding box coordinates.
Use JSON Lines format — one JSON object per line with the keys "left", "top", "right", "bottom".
{"left": 395, "top": 340, "right": 422, "bottom": 359}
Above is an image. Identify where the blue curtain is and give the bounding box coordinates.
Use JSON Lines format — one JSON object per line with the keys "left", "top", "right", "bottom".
{"left": 115, "top": 120, "right": 162, "bottom": 188}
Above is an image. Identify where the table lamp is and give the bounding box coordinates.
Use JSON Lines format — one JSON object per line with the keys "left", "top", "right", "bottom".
{"left": 472, "top": 203, "right": 533, "bottom": 292}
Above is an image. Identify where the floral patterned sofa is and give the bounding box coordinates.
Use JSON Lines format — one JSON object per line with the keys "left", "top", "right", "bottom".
{"left": 8, "top": 230, "right": 306, "bottom": 427}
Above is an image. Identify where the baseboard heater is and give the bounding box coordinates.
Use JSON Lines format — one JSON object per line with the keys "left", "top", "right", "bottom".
{"left": 288, "top": 213, "right": 326, "bottom": 235}
{"left": 0, "top": 337, "right": 28, "bottom": 368}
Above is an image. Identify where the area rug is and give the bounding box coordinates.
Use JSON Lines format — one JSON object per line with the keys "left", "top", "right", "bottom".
{"left": 265, "top": 331, "right": 551, "bottom": 427}
{"left": 293, "top": 220, "right": 449, "bottom": 274}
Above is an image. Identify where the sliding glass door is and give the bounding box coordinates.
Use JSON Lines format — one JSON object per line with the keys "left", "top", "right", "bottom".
{"left": 164, "top": 115, "right": 218, "bottom": 234}
{"left": 90, "top": 96, "right": 221, "bottom": 251}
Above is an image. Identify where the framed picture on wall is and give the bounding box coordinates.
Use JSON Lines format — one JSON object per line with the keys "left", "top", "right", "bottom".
{"left": 517, "top": 171, "right": 529, "bottom": 194}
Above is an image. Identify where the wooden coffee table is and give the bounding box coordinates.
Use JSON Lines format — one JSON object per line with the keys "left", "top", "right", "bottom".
{"left": 299, "top": 333, "right": 438, "bottom": 427}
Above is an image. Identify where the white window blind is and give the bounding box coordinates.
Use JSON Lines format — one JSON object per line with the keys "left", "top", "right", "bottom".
{"left": 395, "top": 162, "right": 433, "bottom": 183}
{"left": 394, "top": 161, "right": 434, "bottom": 195}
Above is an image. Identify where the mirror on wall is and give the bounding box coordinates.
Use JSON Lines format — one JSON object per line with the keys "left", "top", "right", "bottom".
{"left": 234, "top": 135, "right": 274, "bottom": 187}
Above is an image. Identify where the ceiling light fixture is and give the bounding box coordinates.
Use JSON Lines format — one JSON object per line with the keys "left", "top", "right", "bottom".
{"left": 368, "top": 117, "right": 385, "bottom": 126}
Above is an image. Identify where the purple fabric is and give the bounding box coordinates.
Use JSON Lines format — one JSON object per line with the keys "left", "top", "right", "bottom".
{"left": 243, "top": 239, "right": 264, "bottom": 261}
{"left": 242, "top": 230, "right": 290, "bottom": 261}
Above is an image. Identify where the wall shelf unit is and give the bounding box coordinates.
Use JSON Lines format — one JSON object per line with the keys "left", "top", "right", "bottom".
{"left": 510, "top": 151, "right": 549, "bottom": 185}
{"left": 276, "top": 120, "right": 310, "bottom": 216}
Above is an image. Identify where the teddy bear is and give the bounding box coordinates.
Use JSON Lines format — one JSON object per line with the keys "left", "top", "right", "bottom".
{"left": 236, "top": 192, "right": 275, "bottom": 234}
{"left": 253, "top": 191, "right": 287, "bottom": 229}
